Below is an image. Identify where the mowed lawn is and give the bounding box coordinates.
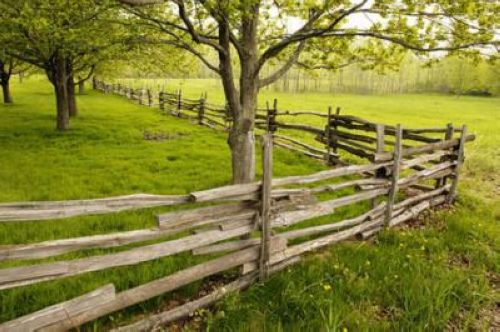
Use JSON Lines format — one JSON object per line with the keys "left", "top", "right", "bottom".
{"left": 0, "top": 77, "right": 498, "bottom": 330}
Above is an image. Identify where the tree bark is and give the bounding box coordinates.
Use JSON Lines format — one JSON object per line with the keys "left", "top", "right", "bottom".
{"left": 67, "top": 61, "right": 78, "bottom": 117}
{"left": 49, "top": 56, "right": 70, "bottom": 130}
{"left": 0, "top": 61, "right": 13, "bottom": 104}
{"left": 222, "top": 4, "right": 260, "bottom": 184}
{"left": 1, "top": 80, "right": 13, "bottom": 104}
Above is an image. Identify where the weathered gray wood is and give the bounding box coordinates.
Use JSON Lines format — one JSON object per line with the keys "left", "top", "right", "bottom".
{"left": 398, "top": 161, "right": 455, "bottom": 188}
{"left": 0, "top": 225, "right": 254, "bottom": 291}
{"left": 259, "top": 134, "right": 273, "bottom": 281}
{"left": 38, "top": 246, "right": 261, "bottom": 331}
{"left": 189, "top": 183, "right": 260, "bottom": 203}
{"left": 0, "top": 194, "right": 189, "bottom": 222}
{"left": 192, "top": 238, "right": 259, "bottom": 255}
{"left": 274, "top": 141, "right": 325, "bottom": 160}
{"left": 394, "top": 184, "right": 450, "bottom": 211}
{"left": 156, "top": 202, "right": 256, "bottom": 230}
{"left": 401, "top": 151, "right": 449, "bottom": 170}
{"left": 272, "top": 121, "right": 324, "bottom": 135}
{"left": 277, "top": 202, "right": 387, "bottom": 240}
{"left": 374, "top": 134, "right": 475, "bottom": 162}
{"left": 272, "top": 162, "right": 392, "bottom": 187}
{"left": 0, "top": 284, "right": 116, "bottom": 332}
{"left": 0, "top": 227, "right": 184, "bottom": 261}
{"left": 389, "top": 195, "right": 446, "bottom": 227}
{"left": 273, "top": 188, "right": 389, "bottom": 227}
{"left": 375, "top": 124, "right": 385, "bottom": 153}
{"left": 435, "top": 123, "right": 454, "bottom": 188}
{"left": 273, "top": 134, "right": 332, "bottom": 156}
{"left": 385, "top": 124, "right": 403, "bottom": 226}
{"left": 270, "top": 217, "right": 384, "bottom": 265}
{"left": 190, "top": 162, "right": 391, "bottom": 203}
{"left": 447, "top": 125, "right": 468, "bottom": 203}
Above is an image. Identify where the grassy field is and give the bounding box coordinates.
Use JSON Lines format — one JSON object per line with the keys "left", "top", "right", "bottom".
{"left": 0, "top": 77, "right": 498, "bottom": 330}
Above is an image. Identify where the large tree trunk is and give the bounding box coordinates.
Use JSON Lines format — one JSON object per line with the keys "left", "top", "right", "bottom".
{"left": 49, "top": 56, "right": 70, "bottom": 130}
{"left": 218, "top": 7, "right": 259, "bottom": 184}
{"left": 1, "top": 80, "right": 13, "bottom": 104}
{"left": 67, "top": 61, "right": 78, "bottom": 117}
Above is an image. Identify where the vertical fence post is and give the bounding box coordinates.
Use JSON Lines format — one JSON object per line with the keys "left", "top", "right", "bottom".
{"left": 325, "top": 106, "right": 333, "bottom": 165}
{"left": 159, "top": 91, "right": 164, "bottom": 111}
{"left": 198, "top": 94, "right": 205, "bottom": 125}
{"left": 139, "top": 88, "right": 144, "bottom": 105}
{"left": 385, "top": 124, "right": 402, "bottom": 227}
{"left": 147, "top": 89, "right": 152, "bottom": 107}
{"left": 436, "top": 123, "right": 454, "bottom": 188}
{"left": 92, "top": 77, "right": 96, "bottom": 90}
{"left": 371, "top": 124, "right": 386, "bottom": 207}
{"left": 331, "top": 107, "right": 341, "bottom": 154}
{"left": 259, "top": 134, "right": 273, "bottom": 282}
{"left": 177, "top": 89, "right": 182, "bottom": 114}
{"left": 447, "top": 125, "right": 467, "bottom": 203}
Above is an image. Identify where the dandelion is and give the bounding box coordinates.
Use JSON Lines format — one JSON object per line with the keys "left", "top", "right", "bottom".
{"left": 323, "top": 284, "right": 332, "bottom": 291}
{"left": 342, "top": 327, "right": 348, "bottom": 332}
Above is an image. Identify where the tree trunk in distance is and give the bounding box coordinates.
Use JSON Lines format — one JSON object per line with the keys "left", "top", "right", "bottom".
{"left": 1, "top": 80, "right": 13, "bottom": 104}
{"left": 52, "top": 57, "right": 70, "bottom": 130}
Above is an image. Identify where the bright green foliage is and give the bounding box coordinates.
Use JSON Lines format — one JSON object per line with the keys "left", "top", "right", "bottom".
{"left": 0, "top": 0, "right": 124, "bottom": 69}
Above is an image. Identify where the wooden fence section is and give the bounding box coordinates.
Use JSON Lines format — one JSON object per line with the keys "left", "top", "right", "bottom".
{"left": 92, "top": 79, "right": 473, "bottom": 168}
{"left": 0, "top": 121, "right": 473, "bottom": 330}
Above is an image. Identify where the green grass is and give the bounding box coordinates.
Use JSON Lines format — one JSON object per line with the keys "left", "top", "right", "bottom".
{"left": 0, "top": 77, "right": 498, "bottom": 330}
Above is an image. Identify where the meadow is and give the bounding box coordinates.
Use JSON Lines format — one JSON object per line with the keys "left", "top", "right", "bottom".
{"left": 0, "top": 77, "right": 498, "bottom": 330}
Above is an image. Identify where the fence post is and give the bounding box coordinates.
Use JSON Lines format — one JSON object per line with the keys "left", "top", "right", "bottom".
{"left": 177, "top": 89, "right": 182, "bottom": 114}
{"left": 447, "top": 125, "right": 467, "bottom": 203}
{"left": 259, "top": 133, "right": 273, "bottom": 281}
{"left": 139, "top": 88, "right": 144, "bottom": 105}
{"left": 371, "top": 124, "right": 386, "bottom": 207}
{"left": 92, "top": 77, "right": 96, "bottom": 90}
{"left": 435, "top": 123, "right": 454, "bottom": 188}
{"left": 331, "top": 107, "right": 341, "bottom": 154}
{"left": 198, "top": 95, "right": 205, "bottom": 125}
{"left": 147, "top": 89, "right": 152, "bottom": 107}
{"left": 159, "top": 91, "right": 164, "bottom": 111}
{"left": 325, "top": 106, "right": 333, "bottom": 165}
{"left": 385, "top": 124, "right": 402, "bottom": 227}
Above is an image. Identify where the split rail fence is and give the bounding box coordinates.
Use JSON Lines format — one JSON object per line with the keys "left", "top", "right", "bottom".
{"left": 92, "top": 78, "right": 471, "bottom": 167}
{"left": 0, "top": 79, "right": 474, "bottom": 331}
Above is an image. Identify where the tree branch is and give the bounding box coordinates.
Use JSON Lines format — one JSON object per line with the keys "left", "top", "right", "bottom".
{"left": 258, "top": 40, "right": 306, "bottom": 88}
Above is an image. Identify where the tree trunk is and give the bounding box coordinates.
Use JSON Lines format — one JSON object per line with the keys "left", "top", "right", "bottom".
{"left": 0, "top": 61, "right": 13, "bottom": 104}
{"left": 78, "top": 80, "right": 85, "bottom": 94}
{"left": 67, "top": 61, "right": 78, "bottom": 117}
{"left": 1, "top": 80, "right": 13, "bottom": 104}
{"left": 222, "top": 4, "right": 260, "bottom": 184}
{"left": 51, "top": 57, "right": 70, "bottom": 130}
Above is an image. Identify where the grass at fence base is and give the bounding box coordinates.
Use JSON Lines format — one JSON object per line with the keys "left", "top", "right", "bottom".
{"left": 0, "top": 77, "right": 498, "bottom": 330}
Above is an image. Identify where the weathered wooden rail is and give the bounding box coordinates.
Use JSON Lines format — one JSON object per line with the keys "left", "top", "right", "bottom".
{"left": 0, "top": 107, "right": 473, "bottom": 330}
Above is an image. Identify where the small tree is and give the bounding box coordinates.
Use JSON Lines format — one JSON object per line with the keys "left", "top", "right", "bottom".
{"left": 0, "top": 0, "right": 126, "bottom": 129}
{"left": 120, "top": 0, "right": 498, "bottom": 183}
